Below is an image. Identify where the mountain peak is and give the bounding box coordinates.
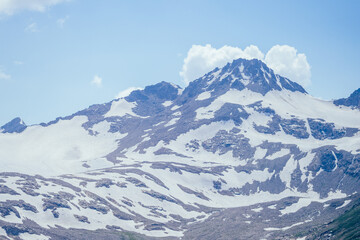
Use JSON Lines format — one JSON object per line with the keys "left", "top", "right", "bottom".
{"left": 0, "top": 117, "right": 27, "bottom": 133}
{"left": 184, "top": 58, "right": 306, "bottom": 99}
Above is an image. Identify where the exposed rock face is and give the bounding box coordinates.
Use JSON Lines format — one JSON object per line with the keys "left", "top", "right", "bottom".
{"left": 0, "top": 117, "right": 27, "bottom": 133}
{"left": 0, "top": 58, "right": 359, "bottom": 239}
{"left": 334, "top": 88, "right": 360, "bottom": 109}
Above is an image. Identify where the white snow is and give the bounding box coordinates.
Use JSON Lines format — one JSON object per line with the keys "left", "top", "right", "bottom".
{"left": 19, "top": 233, "right": 50, "bottom": 240}
{"left": 264, "top": 219, "right": 312, "bottom": 231}
{"left": 173, "top": 111, "right": 181, "bottom": 117}
{"left": 253, "top": 147, "right": 267, "bottom": 160}
{"left": 196, "top": 91, "right": 211, "bottom": 101}
{"left": 279, "top": 156, "right": 297, "bottom": 188}
{"left": 164, "top": 118, "right": 180, "bottom": 127}
{"left": 280, "top": 198, "right": 312, "bottom": 215}
{"left": 268, "top": 204, "right": 277, "bottom": 209}
{"left": 336, "top": 200, "right": 351, "bottom": 210}
{"left": 171, "top": 105, "right": 180, "bottom": 111}
{"left": 162, "top": 101, "right": 172, "bottom": 107}
{"left": 105, "top": 99, "right": 139, "bottom": 118}
{"left": 251, "top": 206, "right": 263, "bottom": 212}
{"left": 0, "top": 116, "right": 125, "bottom": 176}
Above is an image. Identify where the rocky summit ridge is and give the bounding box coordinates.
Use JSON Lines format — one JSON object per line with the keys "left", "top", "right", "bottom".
{"left": 0, "top": 58, "right": 359, "bottom": 240}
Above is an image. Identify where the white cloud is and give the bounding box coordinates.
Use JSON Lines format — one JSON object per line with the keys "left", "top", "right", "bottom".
{"left": 264, "top": 45, "right": 311, "bottom": 87}
{"left": 180, "top": 44, "right": 263, "bottom": 85}
{"left": 116, "top": 87, "right": 142, "bottom": 99}
{"left": 57, "top": 15, "right": 69, "bottom": 28}
{"left": 0, "top": 69, "right": 11, "bottom": 80}
{"left": 0, "top": 0, "right": 69, "bottom": 15}
{"left": 180, "top": 44, "right": 311, "bottom": 87}
{"left": 13, "top": 60, "right": 23, "bottom": 65}
{"left": 91, "top": 75, "right": 102, "bottom": 87}
{"left": 25, "top": 22, "right": 38, "bottom": 32}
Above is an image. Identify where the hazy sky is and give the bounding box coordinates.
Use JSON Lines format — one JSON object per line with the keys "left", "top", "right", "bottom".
{"left": 0, "top": 0, "right": 359, "bottom": 125}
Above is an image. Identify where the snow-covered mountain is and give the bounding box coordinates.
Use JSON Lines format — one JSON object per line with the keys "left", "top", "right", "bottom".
{"left": 0, "top": 58, "right": 359, "bottom": 240}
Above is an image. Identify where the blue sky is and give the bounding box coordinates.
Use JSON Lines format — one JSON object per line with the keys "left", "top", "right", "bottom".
{"left": 0, "top": 0, "right": 359, "bottom": 125}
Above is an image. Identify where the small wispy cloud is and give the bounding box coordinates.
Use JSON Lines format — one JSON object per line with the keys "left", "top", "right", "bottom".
{"left": 14, "top": 61, "right": 23, "bottom": 65}
{"left": 0, "top": 0, "right": 70, "bottom": 16}
{"left": 57, "top": 16, "right": 69, "bottom": 28}
{"left": 25, "top": 22, "right": 38, "bottom": 32}
{"left": 91, "top": 75, "right": 102, "bottom": 87}
{"left": 0, "top": 68, "right": 11, "bottom": 80}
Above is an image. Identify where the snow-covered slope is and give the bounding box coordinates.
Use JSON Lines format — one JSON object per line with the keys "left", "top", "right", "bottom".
{"left": 0, "top": 58, "right": 359, "bottom": 240}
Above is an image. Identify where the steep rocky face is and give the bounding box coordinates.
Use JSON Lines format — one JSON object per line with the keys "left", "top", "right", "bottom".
{"left": 0, "top": 58, "right": 359, "bottom": 240}
{"left": 177, "top": 58, "right": 306, "bottom": 104}
{"left": 334, "top": 88, "right": 360, "bottom": 109}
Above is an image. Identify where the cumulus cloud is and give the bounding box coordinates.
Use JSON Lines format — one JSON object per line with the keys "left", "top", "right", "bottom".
{"left": 91, "top": 75, "right": 102, "bottom": 87}
{"left": 264, "top": 45, "right": 311, "bottom": 87}
{"left": 57, "top": 15, "right": 69, "bottom": 28}
{"left": 116, "top": 87, "right": 142, "bottom": 99}
{"left": 0, "top": 0, "right": 69, "bottom": 15}
{"left": 180, "top": 44, "right": 263, "bottom": 85}
{"left": 180, "top": 44, "right": 311, "bottom": 87}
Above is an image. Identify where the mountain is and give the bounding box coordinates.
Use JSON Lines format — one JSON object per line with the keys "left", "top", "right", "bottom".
{"left": 0, "top": 58, "right": 359, "bottom": 240}
{"left": 334, "top": 88, "right": 360, "bottom": 109}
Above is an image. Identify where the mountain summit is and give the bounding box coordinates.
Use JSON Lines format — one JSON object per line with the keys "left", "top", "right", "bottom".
{"left": 0, "top": 58, "right": 359, "bottom": 240}
{"left": 185, "top": 58, "right": 306, "bottom": 97}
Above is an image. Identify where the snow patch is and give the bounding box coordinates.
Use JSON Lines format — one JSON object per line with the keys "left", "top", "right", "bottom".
{"left": 251, "top": 206, "right": 263, "bottom": 212}
{"left": 162, "top": 101, "right": 172, "bottom": 107}
{"left": 196, "top": 92, "right": 211, "bottom": 101}
{"left": 105, "top": 99, "right": 139, "bottom": 118}
{"left": 19, "top": 233, "right": 50, "bottom": 240}
{"left": 336, "top": 200, "right": 351, "bottom": 210}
